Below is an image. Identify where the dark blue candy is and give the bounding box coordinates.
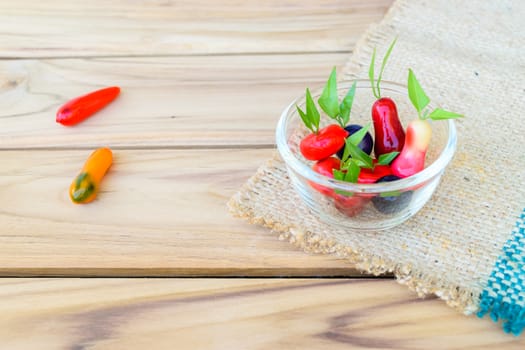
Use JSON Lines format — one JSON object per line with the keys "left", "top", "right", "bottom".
{"left": 372, "top": 175, "right": 413, "bottom": 214}
{"left": 336, "top": 124, "right": 374, "bottom": 159}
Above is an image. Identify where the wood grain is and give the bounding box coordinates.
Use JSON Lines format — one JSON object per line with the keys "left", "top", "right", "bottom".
{"left": 0, "top": 0, "right": 392, "bottom": 58}
{"left": 1, "top": 278, "right": 523, "bottom": 349}
{"left": 0, "top": 148, "right": 361, "bottom": 276}
{"left": 0, "top": 53, "right": 346, "bottom": 149}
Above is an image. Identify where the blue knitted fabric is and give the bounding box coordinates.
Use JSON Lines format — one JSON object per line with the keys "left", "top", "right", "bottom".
{"left": 478, "top": 209, "right": 525, "bottom": 336}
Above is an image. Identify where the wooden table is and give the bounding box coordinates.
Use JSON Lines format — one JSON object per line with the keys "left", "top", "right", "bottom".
{"left": 1, "top": 1, "right": 523, "bottom": 348}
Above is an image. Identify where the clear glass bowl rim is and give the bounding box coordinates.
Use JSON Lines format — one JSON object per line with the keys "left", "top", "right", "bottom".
{"left": 275, "top": 79, "right": 457, "bottom": 194}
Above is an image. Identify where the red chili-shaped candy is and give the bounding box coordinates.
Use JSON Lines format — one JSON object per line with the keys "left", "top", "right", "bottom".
{"left": 372, "top": 97, "right": 405, "bottom": 157}
{"left": 357, "top": 162, "right": 394, "bottom": 184}
{"left": 333, "top": 194, "right": 369, "bottom": 217}
{"left": 310, "top": 157, "right": 340, "bottom": 196}
{"left": 300, "top": 124, "right": 348, "bottom": 161}
{"left": 56, "top": 86, "right": 120, "bottom": 126}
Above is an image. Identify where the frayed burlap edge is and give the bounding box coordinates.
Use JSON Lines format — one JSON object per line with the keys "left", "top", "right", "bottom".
{"left": 228, "top": 153, "right": 478, "bottom": 315}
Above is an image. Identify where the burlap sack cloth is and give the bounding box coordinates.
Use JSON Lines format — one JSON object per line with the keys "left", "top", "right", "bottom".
{"left": 229, "top": 0, "right": 525, "bottom": 335}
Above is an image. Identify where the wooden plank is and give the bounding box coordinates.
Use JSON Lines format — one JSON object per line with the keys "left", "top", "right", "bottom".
{"left": 0, "top": 0, "right": 392, "bottom": 58}
{"left": 1, "top": 278, "right": 522, "bottom": 349}
{"left": 0, "top": 53, "right": 346, "bottom": 149}
{"left": 0, "top": 148, "right": 363, "bottom": 276}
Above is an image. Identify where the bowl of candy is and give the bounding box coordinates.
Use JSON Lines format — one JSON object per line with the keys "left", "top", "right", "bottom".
{"left": 275, "top": 41, "right": 461, "bottom": 231}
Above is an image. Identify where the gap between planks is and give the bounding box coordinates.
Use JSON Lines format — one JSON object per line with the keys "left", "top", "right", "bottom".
{"left": 0, "top": 268, "right": 394, "bottom": 278}
{"left": 0, "top": 144, "right": 276, "bottom": 152}
{"left": 0, "top": 50, "right": 353, "bottom": 61}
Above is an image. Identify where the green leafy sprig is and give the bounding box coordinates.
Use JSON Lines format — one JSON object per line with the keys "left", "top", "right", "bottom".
{"left": 318, "top": 67, "right": 357, "bottom": 128}
{"left": 369, "top": 38, "right": 397, "bottom": 99}
{"left": 408, "top": 69, "right": 464, "bottom": 120}
{"left": 297, "top": 67, "right": 358, "bottom": 132}
{"left": 333, "top": 123, "right": 372, "bottom": 186}
{"left": 377, "top": 152, "right": 399, "bottom": 165}
{"left": 296, "top": 88, "right": 321, "bottom": 134}
{"left": 333, "top": 123, "right": 399, "bottom": 186}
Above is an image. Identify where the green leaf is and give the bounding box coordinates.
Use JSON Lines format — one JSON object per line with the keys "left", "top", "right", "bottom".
{"left": 340, "top": 138, "right": 352, "bottom": 165}
{"left": 377, "top": 151, "right": 400, "bottom": 165}
{"left": 318, "top": 67, "right": 340, "bottom": 120}
{"left": 335, "top": 189, "right": 354, "bottom": 197}
{"left": 339, "top": 81, "right": 356, "bottom": 126}
{"left": 428, "top": 108, "right": 464, "bottom": 120}
{"left": 340, "top": 124, "right": 371, "bottom": 169}
{"left": 345, "top": 139, "right": 373, "bottom": 169}
{"left": 296, "top": 105, "right": 313, "bottom": 132}
{"left": 305, "top": 88, "right": 320, "bottom": 131}
{"left": 377, "top": 37, "right": 397, "bottom": 98}
{"left": 380, "top": 190, "right": 402, "bottom": 197}
{"left": 344, "top": 159, "right": 361, "bottom": 183}
{"left": 369, "top": 48, "right": 378, "bottom": 99}
{"left": 353, "top": 159, "right": 370, "bottom": 168}
{"left": 333, "top": 169, "right": 345, "bottom": 181}
{"left": 347, "top": 123, "right": 371, "bottom": 146}
{"left": 408, "top": 69, "right": 430, "bottom": 115}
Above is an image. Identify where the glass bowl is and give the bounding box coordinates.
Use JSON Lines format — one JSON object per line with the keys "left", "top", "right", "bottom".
{"left": 275, "top": 79, "right": 457, "bottom": 231}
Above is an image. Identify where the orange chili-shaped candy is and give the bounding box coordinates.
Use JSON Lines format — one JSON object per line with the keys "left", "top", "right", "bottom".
{"left": 69, "top": 147, "right": 113, "bottom": 204}
{"left": 57, "top": 86, "right": 120, "bottom": 126}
